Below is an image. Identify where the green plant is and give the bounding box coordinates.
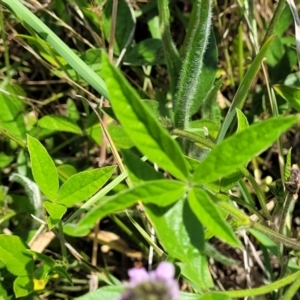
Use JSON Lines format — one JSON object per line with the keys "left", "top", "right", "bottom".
{"left": 0, "top": 0, "right": 300, "bottom": 299}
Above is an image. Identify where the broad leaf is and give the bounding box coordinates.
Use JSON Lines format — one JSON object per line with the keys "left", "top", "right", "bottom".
{"left": 38, "top": 115, "right": 82, "bottom": 134}
{"left": 77, "top": 180, "right": 186, "bottom": 233}
{"left": 101, "top": 53, "right": 189, "bottom": 181}
{"left": 144, "top": 199, "right": 214, "bottom": 290}
{"left": 188, "top": 188, "right": 241, "bottom": 247}
{"left": 57, "top": 167, "right": 116, "bottom": 207}
{"left": 27, "top": 135, "right": 59, "bottom": 201}
{"left": 193, "top": 116, "right": 298, "bottom": 183}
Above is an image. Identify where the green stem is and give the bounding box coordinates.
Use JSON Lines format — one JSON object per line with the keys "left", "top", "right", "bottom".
{"left": 227, "top": 194, "right": 265, "bottom": 222}
{"left": 217, "top": 201, "right": 300, "bottom": 250}
{"left": 238, "top": 24, "right": 244, "bottom": 83}
{"left": 240, "top": 167, "right": 271, "bottom": 219}
{"left": 252, "top": 222, "right": 300, "bottom": 250}
{"left": 277, "top": 192, "right": 294, "bottom": 293}
{"left": 279, "top": 193, "right": 293, "bottom": 236}
{"left": 283, "top": 276, "right": 300, "bottom": 300}
{"left": 0, "top": 8, "right": 10, "bottom": 71}
{"left": 58, "top": 220, "right": 68, "bottom": 265}
{"left": 171, "top": 128, "right": 215, "bottom": 149}
{"left": 213, "top": 270, "right": 300, "bottom": 298}
{"left": 262, "top": 0, "right": 286, "bottom": 45}
{"left": 0, "top": 125, "right": 27, "bottom": 148}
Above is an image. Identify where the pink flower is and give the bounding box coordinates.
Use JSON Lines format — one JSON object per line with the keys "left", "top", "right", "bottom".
{"left": 118, "top": 262, "right": 179, "bottom": 300}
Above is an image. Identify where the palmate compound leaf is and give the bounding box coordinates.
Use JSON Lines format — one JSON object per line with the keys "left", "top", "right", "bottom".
{"left": 101, "top": 53, "right": 189, "bottom": 181}
{"left": 27, "top": 135, "right": 59, "bottom": 201}
{"left": 57, "top": 166, "right": 116, "bottom": 207}
{"left": 74, "top": 180, "right": 187, "bottom": 236}
{"left": 193, "top": 115, "right": 299, "bottom": 184}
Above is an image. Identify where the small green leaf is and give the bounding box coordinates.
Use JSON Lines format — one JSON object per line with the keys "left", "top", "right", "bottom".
{"left": 13, "top": 276, "right": 33, "bottom": 298}
{"left": 285, "top": 147, "right": 292, "bottom": 181}
{"left": 63, "top": 223, "right": 92, "bottom": 237}
{"left": 66, "top": 98, "right": 80, "bottom": 122}
{"left": 57, "top": 166, "right": 116, "bottom": 207}
{"left": 0, "top": 153, "right": 14, "bottom": 168}
{"left": 236, "top": 108, "right": 249, "bottom": 132}
{"left": 274, "top": 84, "right": 300, "bottom": 112}
{"left": 44, "top": 202, "right": 67, "bottom": 228}
{"left": 0, "top": 83, "right": 26, "bottom": 139}
{"left": 200, "top": 78, "right": 222, "bottom": 124}
{"left": 124, "top": 39, "right": 165, "bottom": 65}
{"left": 38, "top": 115, "right": 82, "bottom": 134}
{"left": 193, "top": 116, "right": 298, "bottom": 183}
{"left": 51, "top": 266, "right": 73, "bottom": 285}
{"left": 0, "top": 235, "right": 34, "bottom": 276}
{"left": 101, "top": 53, "right": 189, "bottom": 181}
{"left": 77, "top": 180, "right": 186, "bottom": 232}
{"left": 188, "top": 188, "right": 241, "bottom": 247}
{"left": 103, "top": 0, "right": 135, "bottom": 55}
{"left": 189, "top": 119, "right": 220, "bottom": 139}
{"left": 57, "top": 164, "right": 77, "bottom": 182}
{"left": 27, "top": 135, "right": 59, "bottom": 201}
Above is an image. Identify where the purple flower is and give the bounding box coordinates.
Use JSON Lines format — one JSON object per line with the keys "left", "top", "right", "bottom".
{"left": 118, "top": 262, "right": 179, "bottom": 300}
